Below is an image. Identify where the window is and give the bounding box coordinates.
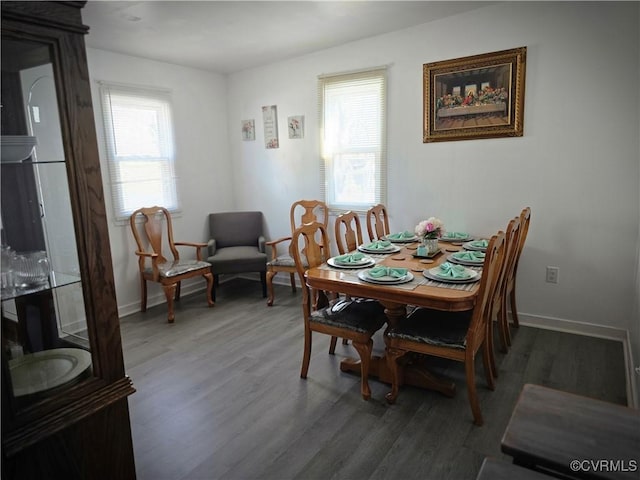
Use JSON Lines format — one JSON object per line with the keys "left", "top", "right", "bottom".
{"left": 318, "top": 67, "right": 387, "bottom": 211}
{"left": 99, "top": 82, "right": 178, "bottom": 221}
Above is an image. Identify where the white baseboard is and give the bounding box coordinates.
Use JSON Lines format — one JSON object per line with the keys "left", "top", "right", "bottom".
{"left": 515, "top": 311, "right": 637, "bottom": 408}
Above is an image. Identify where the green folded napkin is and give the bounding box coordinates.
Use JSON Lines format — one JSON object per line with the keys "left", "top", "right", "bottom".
{"left": 334, "top": 252, "right": 366, "bottom": 264}
{"left": 471, "top": 239, "right": 489, "bottom": 248}
{"left": 364, "top": 240, "right": 392, "bottom": 250}
{"left": 387, "top": 231, "right": 415, "bottom": 240}
{"left": 368, "top": 266, "right": 408, "bottom": 278}
{"left": 443, "top": 231, "right": 469, "bottom": 239}
{"left": 437, "top": 262, "right": 471, "bottom": 279}
{"left": 453, "top": 251, "right": 485, "bottom": 261}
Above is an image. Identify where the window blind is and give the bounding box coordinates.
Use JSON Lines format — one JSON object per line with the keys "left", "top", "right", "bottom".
{"left": 318, "top": 67, "right": 387, "bottom": 212}
{"left": 99, "top": 82, "right": 179, "bottom": 221}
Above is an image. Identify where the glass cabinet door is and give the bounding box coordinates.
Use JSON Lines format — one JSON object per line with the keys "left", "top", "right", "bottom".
{"left": 1, "top": 37, "right": 92, "bottom": 408}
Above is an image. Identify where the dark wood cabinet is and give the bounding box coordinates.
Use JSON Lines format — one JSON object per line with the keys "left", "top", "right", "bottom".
{"left": 1, "top": 2, "right": 136, "bottom": 478}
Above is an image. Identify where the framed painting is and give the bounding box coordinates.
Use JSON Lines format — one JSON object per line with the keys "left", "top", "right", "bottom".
{"left": 423, "top": 47, "right": 526, "bottom": 143}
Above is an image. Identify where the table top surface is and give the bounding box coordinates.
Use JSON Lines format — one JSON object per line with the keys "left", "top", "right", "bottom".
{"left": 501, "top": 384, "right": 640, "bottom": 480}
{"left": 305, "top": 241, "right": 480, "bottom": 312}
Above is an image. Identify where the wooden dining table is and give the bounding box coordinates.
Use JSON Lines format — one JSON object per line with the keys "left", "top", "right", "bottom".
{"left": 304, "top": 240, "right": 482, "bottom": 397}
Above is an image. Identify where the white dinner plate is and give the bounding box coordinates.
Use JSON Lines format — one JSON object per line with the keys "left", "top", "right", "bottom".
{"left": 9, "top": 348, "right": 92, "bottom": 397}
{"left": 462, "top": 240, "right": 489, "bottom": 252}
{"left": 447, "top": 252, "right": 485, "bottom": 266}
{"left": 383, "top": 234, "right": 419, "bottom": 243}
{"left": 357, "top": 244, "right": 401, "bottom": 254}
{"left": 440, "top": 232, "right": 473, "bottom": 242}
{"left": 357, "top": 270, "right": 414, "bottom": 285}
{"left": 327, "top": 256, "right": 375, "bottom": 269}
{"left": 423, "top": 267, "right": 480, "bottom": 284}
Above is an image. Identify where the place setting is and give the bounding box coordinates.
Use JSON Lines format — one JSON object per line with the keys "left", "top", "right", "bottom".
{"left": 447, "top": 249, "right": 486, "bottom": 267}
{"left": 422, "top": 261, "right": 481, "bottom": 285}
{"left": 383, "top": 230, "right": 419, "bottom": 243}
{"left": 357, "top": 240, "right": 401, "bottom": 254}
{"left": 439, "top": 231, "right": 473, "bottom": 243}
{"left": 327, "top": 251, "right": 376, "bottom": 269}
{"left": 357, "top": 265, "right": 414, "bottom": 285}
{"left": 462, "top": 238, "right": 489, "bottom": 252}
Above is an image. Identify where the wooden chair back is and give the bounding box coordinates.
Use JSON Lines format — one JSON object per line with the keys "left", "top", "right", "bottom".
{"left": 513, "top": 207, "right": 531, "bottom": 274}
{"left": 130, "top": 206, "right": 179, "bottom": 266}
{"left": 466, "top": 231, "right": 506, "bottom": 352}
{"left": 290, "top": 221, "right": 332, "bottom": 315}
{"left": 366, "top": 204, "right": 390, "bottom": 241}
{"left": 334, "top": 211, "right": 363, "bottom": 255}
{"left": 290, "top": 199, "right": 329, "bottom": 231}
{"left": 491, "top": 216, "right": 521, "bottom": 355}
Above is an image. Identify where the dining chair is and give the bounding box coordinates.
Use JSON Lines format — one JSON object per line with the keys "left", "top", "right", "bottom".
{"left": 265, "top": 199, "right": 329, "bottom": 306}
{"left": 291, "top": 221, "right": 387, "bottom": 400}
{"left": 332, "top": 210, "right": 365, "bottom": 351}
{"left": 505, "top": 207, "right": 531, "bottom": 341}
{"left": 487, "top": 216, "right": 521, "bottom": 377}
{"left": 129, "top": 206, "right": 214, "bottom": 323}
{"left": 334, "top": 210, "right": 364, "bottom": 255}
{"left": 384, "top": 231, "right": 506, "bottom": 426}
{"left": 366, "top": 203, "right": 390, "bottom": 242}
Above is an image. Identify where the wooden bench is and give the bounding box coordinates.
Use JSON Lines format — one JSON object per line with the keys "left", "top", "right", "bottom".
{"left": 501, "top": 384, "right": 640, "bottom": 480}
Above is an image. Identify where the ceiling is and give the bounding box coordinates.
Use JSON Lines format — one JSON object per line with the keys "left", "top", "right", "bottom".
{"left": 82, "top": 1, "right": 492, "bottom": 74}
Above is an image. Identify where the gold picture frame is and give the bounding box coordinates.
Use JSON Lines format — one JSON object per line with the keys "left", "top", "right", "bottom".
{"left": 423, "top": 47, "right": 526, "bottom": 143}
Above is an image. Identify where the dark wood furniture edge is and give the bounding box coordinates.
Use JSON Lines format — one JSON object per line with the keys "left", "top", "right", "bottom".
{"left": 3, "top": 376, "right": 135, "bottom": 457}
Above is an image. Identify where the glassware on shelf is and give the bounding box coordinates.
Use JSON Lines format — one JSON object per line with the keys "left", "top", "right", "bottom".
{"left": 1, "top": 244, "right": 17, "bottom": 296}
{"left": 13, "top": 250, "right": 50, "bottom": 288}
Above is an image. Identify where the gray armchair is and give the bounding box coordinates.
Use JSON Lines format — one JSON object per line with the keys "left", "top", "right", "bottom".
{"left": 206, "top": 211, "right": 268, "bottom": 301}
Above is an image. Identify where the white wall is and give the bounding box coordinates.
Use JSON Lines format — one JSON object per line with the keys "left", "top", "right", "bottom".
{"left": 227, "top": 2, "right": 640, "bottom": 362}
{"left": 86, "top": 49, "right": 232, "bottom": 315}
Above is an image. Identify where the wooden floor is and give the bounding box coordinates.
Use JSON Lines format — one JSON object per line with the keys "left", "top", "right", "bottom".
{"left": 119, "top": 278, "right": 627, "bottom": 480}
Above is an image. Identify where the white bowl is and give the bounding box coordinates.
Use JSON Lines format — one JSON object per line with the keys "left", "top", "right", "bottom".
{"left": 1, "top": 135, "right": 38, "bottom": 163}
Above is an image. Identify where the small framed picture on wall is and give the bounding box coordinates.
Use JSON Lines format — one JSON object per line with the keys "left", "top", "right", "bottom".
{"left": 288, "top": 115, "right": 304, "bottom": 139}
{"left": 241, "top": 119, "right": 255, "bottom": 141}
{"left": 262, "top": 105, "right": 279, "bottom": 148}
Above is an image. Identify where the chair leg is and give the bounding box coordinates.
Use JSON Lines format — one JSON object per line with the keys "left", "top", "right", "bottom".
{"left": 162, "top": 283, "right": 177, "bottom": 323}
{"left": 260, "top": 271, "right": 267, "bottom": 298}
{"left": 329, "top": 336, "right": 338, "bottom": 354}
{"left": 342, "top": 338, "right": 349, "bottom": 345}
{"left": 266, "top": 270, "right": 276, "bottom": 306}
{"left": 498, "top": 301, "right": 510, "bottom": 353}
{"left": 289, "top": 273, "right": 296, "bottom": 293}
{"left": 140, "top": 275, "right": 148, "bottom": 312}
{"left": 486, "top": 317, "right": 498, "bottom": 379}
{"left": 482, "top": 342, "right": 496, "bottom": 390}
{"left": 203, "top": 272, "right": 214, "bottom": 307}
{"left": 352, "top": 339, "right": 374, "bottom": 400}
{"left": 385, "top": 347, "right": 405, "bottom": 404}
{"left": 509, "top": 285, "right": 520, "bottom": 328}
{"left": 300, "top": 327, "right": 312, "bottom": 379}
{"left": 175, "top": 280, "right": 181, "bottom": 301}
{"left": 465, "top": 355, "right": 483, "bottom": 426}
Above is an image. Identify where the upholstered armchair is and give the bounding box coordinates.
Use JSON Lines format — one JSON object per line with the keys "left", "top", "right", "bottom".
{"left": 206, "top": 211, "right": 268, "bottom": 301}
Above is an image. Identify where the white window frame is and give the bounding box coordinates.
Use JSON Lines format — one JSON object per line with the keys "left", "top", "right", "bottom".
{"left": 99, "top": 81, "right": 179, "bottom": 222}
{"left": 318, "top": 67, "right": 387, "bottom": 212}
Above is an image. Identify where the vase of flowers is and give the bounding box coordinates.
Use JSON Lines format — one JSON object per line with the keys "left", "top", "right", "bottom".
{"left": 415, "top": 217, "right": 444, "bottom": 254}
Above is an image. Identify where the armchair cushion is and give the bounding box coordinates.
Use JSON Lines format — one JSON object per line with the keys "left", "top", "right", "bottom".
{"left": 207, "top": 246, "right": 267, "bottom": 273}
{"left": 144, "top": 259, "right": 213, "bottom": 278}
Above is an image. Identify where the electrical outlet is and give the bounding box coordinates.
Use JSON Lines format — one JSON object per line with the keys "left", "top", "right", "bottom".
{"left": 546, "top": 266, "right": 559, "bottom": 284}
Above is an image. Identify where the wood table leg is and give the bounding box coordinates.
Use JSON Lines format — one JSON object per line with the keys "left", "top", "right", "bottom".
{"left": 339, "top": 299, "right": 456, "bottom": 398}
